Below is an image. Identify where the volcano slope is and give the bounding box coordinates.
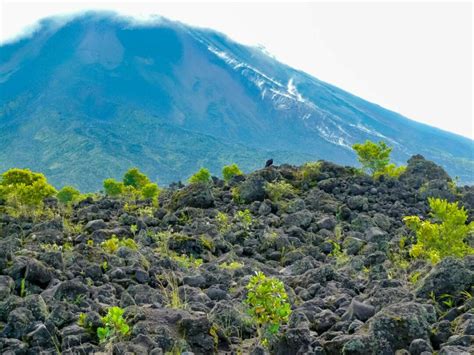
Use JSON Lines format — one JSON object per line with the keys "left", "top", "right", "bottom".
{"left": 0, "top": 155, "right": 473, "bottom": 354}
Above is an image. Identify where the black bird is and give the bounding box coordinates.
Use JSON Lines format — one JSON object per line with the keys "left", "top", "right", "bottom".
{"left": 265, "top": 159, "right": 273, "bottom": 168}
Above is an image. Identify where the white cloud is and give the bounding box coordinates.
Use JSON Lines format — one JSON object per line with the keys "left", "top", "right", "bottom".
{"left": 1, "top": 0, "right": 472, "bottom": 139}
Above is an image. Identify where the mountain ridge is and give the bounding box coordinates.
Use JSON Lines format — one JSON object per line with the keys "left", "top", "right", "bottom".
{"left": 1, "top": 12, "right": 473, "bottom": 190}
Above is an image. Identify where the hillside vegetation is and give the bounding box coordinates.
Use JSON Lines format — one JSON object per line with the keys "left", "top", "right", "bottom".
{"left": 0, "top": 148, "right": 473, "bottom": 354}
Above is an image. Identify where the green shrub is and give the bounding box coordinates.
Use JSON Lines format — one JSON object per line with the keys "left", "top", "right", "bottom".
{"left": 403, "top": 197, "right": 474, "bottom": 264}
{"left": 245, "top": 271, "right": 291, "bottom": 346}
{"left": 373, "top": 163, "right": 407, "bottom": 179}
{"left": 188, "top": 167, "right": 211, "bottom": 184}
{"left": 298, "top": 161, "right": 322, "bottom": 186}
{"left": 57, "top": 186, "right": 81, "bottom": 204}
{"left": 101, "top": 236, "right": 138, "bottom": 253}
{"left": 97, "top": 306, "right": 130, "bottom": 343}
{"left": 265, "top": 181, "right": 296, "bottom": 202}
{"left": 352, "top": 140, "right": 407, "bottom": 178}
{"left": 0, "top": 168, "right": 57, "bottom": 213}
{"left": 103, "top": 178, "right": 124, "bottom": 197}
{"left": 222, "top": 163, "right": 243, "bottom": 182}
{"left": 123, "top": 167, "right": 150, "bottom": 189}
{"left": 141, "top": 182, "right": 160, "bottom": 200}
{"left": 352, "top": 140, "right": 391, "bottom": 175}
{"left": 216, "top": 211, "right": 231, "bottom": 234}
{"left": 236, "top": 209, "right": 253, "bottom": 230}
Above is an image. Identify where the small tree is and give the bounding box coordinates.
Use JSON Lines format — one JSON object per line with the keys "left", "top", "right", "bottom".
{"left": 222, "top": 163, "right": 243, "bottom": 182}
{"left": 188, "top": 167, "right": 211, "bottom": 184}
{"left": 123, "top": 168, "right": 150, "bottom": 190}
{"left": 141, "top": 182, "right": 160, "bottom": 201}
{"left": 57, "top": 186, "right": 81, "bottom": 204}
{"left": 103, "top": 178, "right": 124, "bottom": 197}
{"left": 0, "top": 168, "right": 57, "bottom": 209}
{"left": 403, "top": 198, "right": 474, "bottom": 264}
{"left": 352, "top": 140, "right": 392, "bottom": 175}
{"left": 97, "top": 306, "right": 130, "bottom": 343}
{"left": 245, "top": 271, "right": 291, "bottom": 346}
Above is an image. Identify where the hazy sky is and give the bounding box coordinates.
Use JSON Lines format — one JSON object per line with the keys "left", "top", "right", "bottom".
{"left": 1, "top": 0, "right": 472, "bottom": 139}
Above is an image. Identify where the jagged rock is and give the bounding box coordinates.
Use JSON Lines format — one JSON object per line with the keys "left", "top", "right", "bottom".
{"left": 238, "top": 176, "right": 266, "bottom": 203}
{"left": 416, "top": 257, "right": 474, "bottom": 299}
{"left": 172, "top": 183, "right": 215, "bottom": 209}
{"left": 342, "top": 299, "right": 375, "bottom": 322}
{"left": 0, "top": 276, "right": 14, "bottom": 299}
{"left": 401, "top": 155, "right": 451, "bottom": 187}
{"left": 409, "top": 338, "right": 434, "bottom": 355}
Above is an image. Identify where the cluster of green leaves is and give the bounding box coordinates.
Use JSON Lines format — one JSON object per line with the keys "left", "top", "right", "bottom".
{"left": 56, "top": 186, "right": 81, "bottom": 204}
{"left": 219, "top": 261, "right": 244, "bottom": 270}
{"left": 101, "top": 236, "right": 138, "bottom": 254}
{"left": 103, "top": 168, "right": 160, "bottom": 203}
{"left": 0, "top": 168, "right": 57, "bottom": 213}
{"left": 265, "top": 181, "right": 296, "bottom": 202}
{"left": 97, "top": 306, "right": 130, "bottom": 343}
{"left": 215, "top": 211, "right": 231, "bottom": 234}
{"left": 352, "top": 140, "right": 406, "bottom": 178}
{"left": 188, "top": 167, "right": 211, "bottom": 184}
{"left": 298, "top": 161, "right": 322, "bottom": 186}
{"left": 403, "top": 197, "right": 474, "bottom": 264}
{"left": 222, "top": 163, "right": 243, "bottom": 182}
{"left": 245, "top": 271, "right": 291, "bottom": 346}
{"left": 235, "top": 209, "right": 253, "bottom": 230}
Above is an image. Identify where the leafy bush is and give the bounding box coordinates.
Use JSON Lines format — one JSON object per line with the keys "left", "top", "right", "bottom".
{"left": 0, "top": 168, "right": 57, "bottom": 213}
{"left": 101, "top": 236, "right": 138, "bottom": 253}
{"left": 222, "top": 163, "right": 243, "bottom": 182}
{"left": 403, "top": 197, "right": 474, "bottom": 264}
{"left": 352, "top": 140, "right": 392, "bottom": 175}
{"left": 265, "top": 181, "right": 296, "bottom": 202}
{"left": 103, "top": 178, "right": 124, "bottom": 197}
{"left": 57, "top": 186, "right": 81, "bottom": 204}
{"left": 373, "top": 163, "right": 407, "bottom": 179}
{"left": 123, "top": 167, "right": 151, "bottom": 189}
{"left": 188, "top": 167, "right": 211, "bottom": 184}
{"left": 352, "top": 140, "right": 407, "bottom": 178}
{"left": 298, "top": 161, "right": 322, "bottom": 186}
{"left": 216, "top": 211, "right": 231, "bottom": 234}
{"left": 141, "top": 182, "right": 160, "bottom": 201}
{"left": 235, "top": 209, "right": 253, "bottom": 230}
{"left": 97, "top": 306, "right": 130, "bottom": 343}
{"left": 245, "top": 271, "right": 291, "bottom": 346}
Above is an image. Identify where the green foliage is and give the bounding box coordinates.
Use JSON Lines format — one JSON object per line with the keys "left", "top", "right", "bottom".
{"left": 222, "top": 163, "right": 243, "bottom": 182}
{"left": 265, "top": 181, "right": 296, "bottom": 202}
{"left": 216, "top": 211, "right": 231, "bottom": 234}
{"left": 57, "top": 186, "right": 81, "bottom": 204}
{"left": 403, "top": 197, "right": 474, "bottom": 264}
{"left": 329, "top": 241, "right": 350, "bottom": 266}
{"left": 0, "top": 168, "right": 57, "bottom": 210}
{"left": 298, "top": 161, "right": 322, "bottom": 185}
{"left": 352, "top": 140, "right": 392, "bottom": 176}
{"left": 219, "top": 261, "right": 244, "bottom": 270}
{"left": 123, "top": 167, "right": 150, "bottom": 189}
{"left": 235, "top": 209, "right": 253, "bottom": 230}
{"left": 188, "top": 167, "right": 211, "bottom": 184}
{"left": 101, "top": 236, "right": 138, "bottom": 254}
{"left": 20, "top": 278, "right": 26, "bottom": 297}
{"left": 103, "top": 178, "right": 124, "bottom": 197}
{"left": 245, "top": 271, "right": 291, "bottom": 346}
{"left": 97, "top": 306, "right": 130, "bottom": 343}
{"left": 231, "top": 186, "right": 242, "bottom": 203}
{"left": 172, "top": 253, "right": 203, "bottom": 269}
{"left": 373, "top": 163, "right": 407, "bottom": 179}
{"left": 141, "top": 182, "right": 160, "bottom": 201}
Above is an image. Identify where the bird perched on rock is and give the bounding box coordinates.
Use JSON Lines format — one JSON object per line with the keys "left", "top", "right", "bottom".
{"left": 265, "top": 159, "right": 273, "bottom": 168}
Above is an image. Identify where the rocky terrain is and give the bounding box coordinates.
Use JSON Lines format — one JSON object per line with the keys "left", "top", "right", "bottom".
{"left": 0, "top": 154, "right": 473, "bottom": 355}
